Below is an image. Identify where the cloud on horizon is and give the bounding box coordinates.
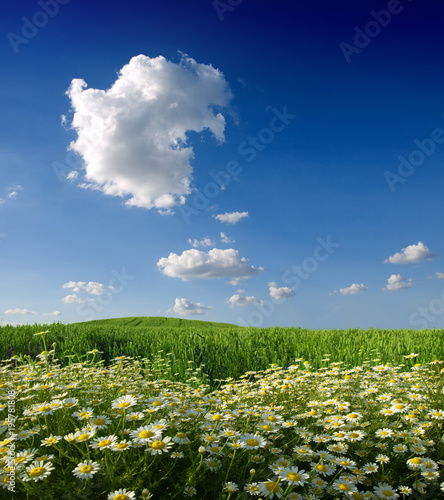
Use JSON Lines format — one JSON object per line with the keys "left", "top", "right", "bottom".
{"left": 171, "top": 298, "right": 213, "bottom": 316}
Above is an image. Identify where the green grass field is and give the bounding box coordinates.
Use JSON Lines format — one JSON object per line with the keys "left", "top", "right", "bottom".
{"left": 1, "top": 319, "right": 444, "bottom": 499}
{"left": 1, "top": 318, "right": 443, "bottom": 386}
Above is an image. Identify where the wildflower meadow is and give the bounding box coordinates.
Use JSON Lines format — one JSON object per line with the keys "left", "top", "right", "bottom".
{"left": 0, "top": 322, "right": 443, "bottom": 499}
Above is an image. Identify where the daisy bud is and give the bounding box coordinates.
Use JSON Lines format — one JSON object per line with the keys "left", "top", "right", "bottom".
{"left": 250, "top": 469, "right": 256, "bottom": 476}
{"left": 198, "top": 446, "right": 206, "bottom": 454}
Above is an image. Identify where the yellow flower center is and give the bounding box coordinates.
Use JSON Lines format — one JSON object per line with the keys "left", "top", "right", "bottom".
{"left": 316, "top": 464, "right": 327, "bottom": 472}
{"left": 80, "top": 465, "right": 93, "bottom": 473}
{"left": 212, "top": 414, "right": 223, "bottom": 420}
{"left": 176, "top": 433, "right": 187, "bottom": 439}
{"left": 246, "top": 439, "right": 259, "bottom": 447}
{"left": 151, "top": 440, "right": 165, "bottom": 450}
{"left": 29, "top": 467, "right": 46, "bottom": 477}
{"left": 139, "top": 430, "right": 154, "bottom": 439}
{"left": 411, "top": 457, "right": 422, "bottom": 464}
{"left": 39, "top": 406, "right": 51, "bottom": 412}
{"left": 77, "top": 433, "right": 90, "bottom": 441}
{"left": 93, "top": 418, "right": 106, "bottom": 425}
{"left": 350, "top": 433, "right": 359, "bottom": 438}
{"left": 265, "top": 481, "right": 280, "bottom": 493}
{"left": 339, "top": 483, "right": 351, "bottom": 491}
{"left": 382, "top": 491, "right": 393, "bottom": 497}
{"left": 116, "top": 442, "right": 128, "bottom": 449}
{"left": 113, "top": 496, "right": 129, "bottom": 500}
{"left": 267, "top": 416, "right": 277, "bottom": 422}
{"left": 151, "top": 401, "right": 162, "bottom": 407}
{"left": 287, "top": 472, "right": 301, "bottom": 481}
{"left": 99, "top": 440, "right": 112, "bottom": 447}
{"left": 47, "top": 438, "right": 57, "bottom": 444}
{"left": 118, "top": 402, "right": 130, "bottom": 408}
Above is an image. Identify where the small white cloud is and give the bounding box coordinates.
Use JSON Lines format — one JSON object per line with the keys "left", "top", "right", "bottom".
{"left": 0, "top": 185, "right": 22, "bottom": 205}
{"left": 43, "top": 311, "right": 62, "bottom": 316}
{"left": 214, "top": 211, "right": 248, "bottom": 224}
{"left": 4, "top": 308, "right": 37, "bottom": 315}
{"left": 172, "top": 298, "right": 213, "bottom": 316}
{"left": 268, "top": 281, "right": 295, "bottom": 301}
{"left": 328, "top": 290, "right": 338, "bottom": 296}
{"left": 66, "top": 171, "right": 79, "bottom": 180}
{"left": 384, "top": 241, "right": 436, "bottom": 264}
{"left": 220, "top": 232, "right": 235, "bottom": 244}
{"left": 62, "top": 294, "right": 85, "bottom": 304}
{"left": 227, "top": 293, "right": 263, "bottom": 307}
{"left": 157, "top": 248, "right": 263, "bottom": 282}
{"left": 63, "top": 281, "right": 86, "bottom": 293}
{"left": 429, "top": 272, "right": 444, "bottom": 280}
{"left": 188, "top": 237, "right": 215, "bottom": 248}
{"left": 383, "top": 274, "right": 413, "bottom": 291}
{"left": 62, "top": 281, "right": 109, "bottom": 296}
{"left": 65, "top": 54, "right": 232, "bottom": 211}
{"left": 339, "top": 283, "right": 368, "bottom": 295}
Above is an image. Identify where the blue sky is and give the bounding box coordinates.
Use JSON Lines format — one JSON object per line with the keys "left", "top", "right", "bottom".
{"left": 1, "top": 0, "right": 444, "bottom": 329}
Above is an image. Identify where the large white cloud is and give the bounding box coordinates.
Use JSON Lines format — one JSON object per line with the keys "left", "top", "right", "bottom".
{"left": 339, "top": 283, "right": 368, "bottom": 295}
{"left": 214, "top": 211, "right": 248, "bottom": 224}
{"left": 384, "top": 241, "right": 436, "bottom": 264}
{"left": 268, "top": 282, "right": 295, "bottom": 301}
{"left": 227, "top": 294, "right": 263, "bottom": 307}
{"left": 383, "top": 274, "right": 412, "bottom": 291}
{"left": 65, "top": 54, "right": 232, "bottom": 211}
{"left": 172, "top": 298, "right": 212, "bottom": 316}
{"left": 157, "top": 248, "right": 263, "bottom": 281}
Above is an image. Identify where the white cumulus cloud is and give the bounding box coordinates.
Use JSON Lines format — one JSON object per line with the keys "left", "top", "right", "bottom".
{"left": 62, "top": 294, "right": 85, "bottom": 304}
{"left": 62, "top": 281, "right": 109, "bottom": 296}
{"left": 220, "top": 232, "right": 235, "bottom": 244}
{"left": 214, "top": 211, "right": 248, "bottom": 224}
{"left": 65, "top": 54, "right": 232, "bottom": 211}
{"left": 43, "top": 311, "right": 62, "bottom": 316}
{"left": 429, "top": 272, "right": 444, "bottom": 280}
{"left": 4, "top": 308, "right": 37, "bottom": 315}
{"left": 157, "top": 248, "right": 263, "bottom": 282}
{"left": 227, "top": 294, "right": 263, "bottom": 307}
{"left": 172, "top": 298, "right": 213, "bottom": 316}
{"left": 268, "top": 282, "right": 295, "bottom": 301}
{"left": 383, "top": 274, "right": 413, "bottom": 291}
{"left": 188, "top": 237, "right": 215, "bottom": 248}
{"left": 339, "top": 283, "right": 368, "bottom": 295}
{"left": 384, "top": 241, "right": 436, "bottom": 264}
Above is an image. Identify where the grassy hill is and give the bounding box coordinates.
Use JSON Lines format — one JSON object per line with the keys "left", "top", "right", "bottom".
{"left": 71, "top": 316, "right": 240, "bottom": 330}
